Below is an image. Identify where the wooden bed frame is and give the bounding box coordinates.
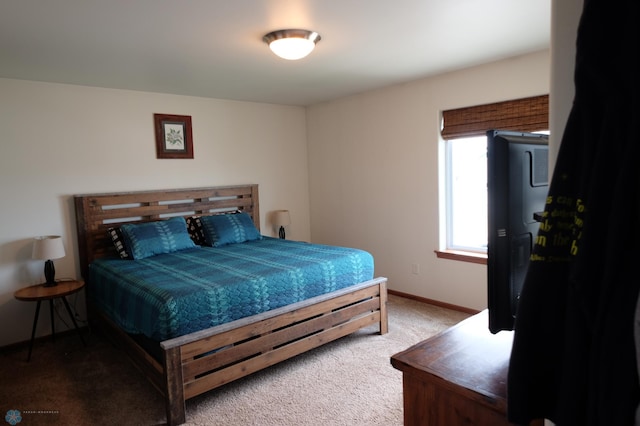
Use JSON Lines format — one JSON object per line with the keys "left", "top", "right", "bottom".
{"left": 74, "top": 184, "right": 388, "bottom": 425}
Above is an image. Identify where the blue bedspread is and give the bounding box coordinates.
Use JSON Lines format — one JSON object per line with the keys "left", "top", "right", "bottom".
{"left": 88, "top": 237, "right": 374, "bottom": 341}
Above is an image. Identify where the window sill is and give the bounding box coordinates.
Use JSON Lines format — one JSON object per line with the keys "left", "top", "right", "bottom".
{"left": 435, "top": 250, "right": 487, "bottom": 265}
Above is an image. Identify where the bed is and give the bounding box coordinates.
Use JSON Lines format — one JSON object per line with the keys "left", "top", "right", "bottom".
{"left": 74, "top": 184, "right": 388, "bottom": 425}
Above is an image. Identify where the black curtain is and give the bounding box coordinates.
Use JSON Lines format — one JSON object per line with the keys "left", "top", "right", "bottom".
{"left": 507, "top": 0, "right": 640, "bottom": 425}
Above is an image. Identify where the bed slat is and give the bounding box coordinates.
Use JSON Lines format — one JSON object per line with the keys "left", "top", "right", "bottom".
{"left": 183, "top": 297, "right": 383, "bottom": 399}
{"left": 181, "top": 296, "right": 382, "bottom": 379}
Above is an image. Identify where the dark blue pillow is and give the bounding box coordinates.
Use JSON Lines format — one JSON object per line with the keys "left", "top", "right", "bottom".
{"left": 120, "top": 217, "right": 196, "bottom": 259}
{"left": 199, "top": 212, "right": 262, "bottom": 247}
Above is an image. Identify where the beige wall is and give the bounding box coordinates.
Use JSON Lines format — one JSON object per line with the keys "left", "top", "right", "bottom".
{"left": 550, "top": 0, "right": 582, "bottom": 168}
{"left": 0, "top": 79, "right": 311, "bottom": 346}
{"left": 306, "top": 49, "right": 550, "bottom": 311}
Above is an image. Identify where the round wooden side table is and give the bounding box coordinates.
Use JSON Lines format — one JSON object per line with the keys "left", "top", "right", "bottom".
{"left": 14, "top": 279, "right": 87, "bottom": 361}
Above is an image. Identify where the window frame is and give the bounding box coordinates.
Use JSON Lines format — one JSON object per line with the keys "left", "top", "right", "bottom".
{"left": 437, "top": 95, "right": 549, "bottom": 264}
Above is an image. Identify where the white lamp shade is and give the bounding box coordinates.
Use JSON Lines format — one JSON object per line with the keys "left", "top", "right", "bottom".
{"left": 32, "top": 235, "right": 66, "bottom": 260}
{"left": 269, "top": 38, "right": 316, "bottom": 60}
{"left": 273, "top": 210, "right": 291, "bottom": 227}
{"left": 263, "top": 29, "right": 321, "bottom": 60}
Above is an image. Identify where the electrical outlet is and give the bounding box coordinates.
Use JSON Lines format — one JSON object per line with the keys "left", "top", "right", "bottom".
{"left": 411, "top": 263, "right": 420, "bottom": 275}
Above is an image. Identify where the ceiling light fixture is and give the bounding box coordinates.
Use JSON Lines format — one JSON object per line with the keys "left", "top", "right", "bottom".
{"left": 263, "top": 29, "right": 321, "bottom": 60}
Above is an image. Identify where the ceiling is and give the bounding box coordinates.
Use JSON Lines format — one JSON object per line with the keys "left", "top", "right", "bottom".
{"left": 0, "top": 1, "right": 550, "bottom": 106}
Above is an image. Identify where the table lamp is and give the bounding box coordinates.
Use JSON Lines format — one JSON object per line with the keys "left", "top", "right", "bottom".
{"left": 273, "top": 210, "right": 291, "bottom": 239}
{"left": 32, "top": 235, "right": 66, "bottom": 287}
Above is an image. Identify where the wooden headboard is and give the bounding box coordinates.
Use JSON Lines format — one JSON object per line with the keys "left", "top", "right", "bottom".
{"left": 74, "top": 184, "right": 259, "bottom": 280}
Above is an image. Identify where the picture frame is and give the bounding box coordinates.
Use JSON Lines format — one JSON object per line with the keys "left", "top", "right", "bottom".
{"left": 154, "top": 113, "right": 193, "bottom": 159}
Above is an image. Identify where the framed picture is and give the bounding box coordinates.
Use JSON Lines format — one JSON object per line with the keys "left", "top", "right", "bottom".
{"left": 154, "top": 113, "right": 193, "bottom": 159}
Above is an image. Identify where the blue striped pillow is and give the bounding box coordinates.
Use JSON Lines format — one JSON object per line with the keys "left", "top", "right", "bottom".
{"left": 120, "top": 217, "right": 196, "bottom": 259}
{"left": 199, "top": 212, "right": 262, "bottom": 247}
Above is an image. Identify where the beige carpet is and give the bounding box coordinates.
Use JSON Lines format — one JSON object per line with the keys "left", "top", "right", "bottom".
{"left": 0, "top": 295, "right": 469, "bottom": 425}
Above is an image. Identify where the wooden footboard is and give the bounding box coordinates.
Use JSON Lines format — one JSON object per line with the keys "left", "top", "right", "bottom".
{"left": 161, "top": 277, "right": 387, "bottom": 424}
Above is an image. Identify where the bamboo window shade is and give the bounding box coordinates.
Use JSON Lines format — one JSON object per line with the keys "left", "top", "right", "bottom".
{"left": 441, "top": 94, "right": 549, "bottom": 140}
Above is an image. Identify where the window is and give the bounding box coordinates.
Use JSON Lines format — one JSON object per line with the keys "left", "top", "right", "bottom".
{"left": 446, "top": 136, "right": 488, "bottom": 252}
{"left": 438, "top": 95, "right": 549, "bottom": 263}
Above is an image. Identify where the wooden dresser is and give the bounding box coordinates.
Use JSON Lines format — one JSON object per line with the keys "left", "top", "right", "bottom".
{"left": 391, "top": 310, "right": 525, "bottom": 425}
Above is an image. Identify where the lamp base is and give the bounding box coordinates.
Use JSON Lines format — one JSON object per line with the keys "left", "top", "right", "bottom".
{"left": 43, "top": 259, "right": 57, "bottom": 287}
{"left": 279, "top": 226, "right": 286, "bottom": 239}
